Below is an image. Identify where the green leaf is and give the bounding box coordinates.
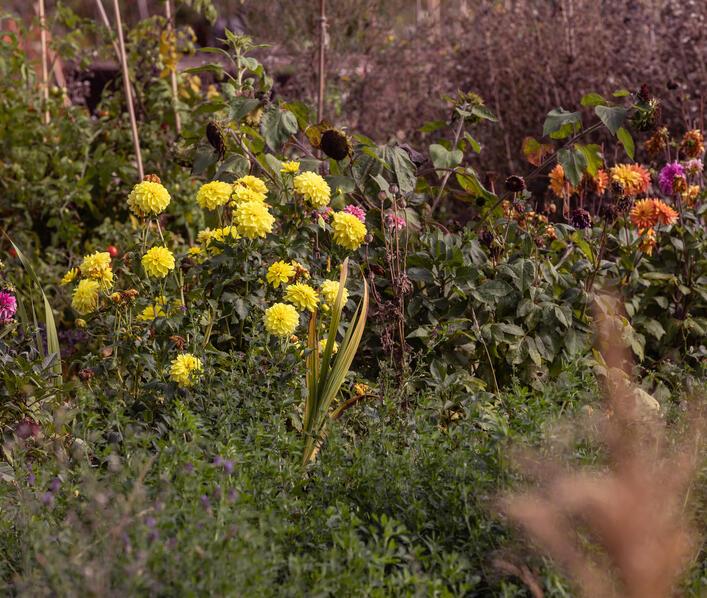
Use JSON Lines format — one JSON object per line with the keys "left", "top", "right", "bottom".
{"left": 522, "top": 136, "right": 554, "bottom": 166}
{"left": 642, "top": 318, "right": 665, "bottom": 340}
{"left": 455, "top": 168, "right": 497, "bottom": 203}
{"left": 429, "top": 143, "right": 463, "bottom": 171}
{"left": 475, "top": 279, "right": 513, "bottom": 303}
{"left": 580, "top": 92, "right": 608, "bottom": 107}
{"left": 617, "top": 127, "right": 635, "bottom": 159}
{"left": 229, "top": 97, "right": 261, "bottom": 122}
{"left": 261, "top": 106, "right": 298, "bottom": 150}
{"left": 464, "top": 132, "right": 481, "bottom": 154}
{"left": 612, "top": 88, "right": 631, "bottom": 97}
{"left": 575, "top": 143, "right": 604, "bottom": 176}
{"left": 557, "top": 147, "right": 588, "bottom": 186}
{"left": 543, "top": 108, "right": 581, "bottom": 139}
{"left": 385, "top": 146, "right": 417, "bottom": 194}
{"left": 595, "top": 105, "right": 628, "bottom": 135}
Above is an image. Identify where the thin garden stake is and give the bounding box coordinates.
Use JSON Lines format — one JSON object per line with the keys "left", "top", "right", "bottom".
{"left": 98, "top": 0, "right": 144, "bottom": 180}
{"left": 38, "top": 0, "right": 50, "bottom": 124}
{"left": 165, "top": 0, "right": 182, "bottom": 134}
{"left": 317, "top": 0, "right": 327, "bottom": 123}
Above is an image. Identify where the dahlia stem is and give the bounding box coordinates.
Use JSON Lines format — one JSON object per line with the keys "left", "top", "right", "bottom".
{"left": 165, "top": 0, "right": 182, "bottom": 134}
{"left": 38, "top": 0, "right": 50, "bottom": 125}
{"left": 105, "top": 0, "right": 144, "bottom": 180}
{"left": 316, "top": 0, "right": 327, "bottom": 123}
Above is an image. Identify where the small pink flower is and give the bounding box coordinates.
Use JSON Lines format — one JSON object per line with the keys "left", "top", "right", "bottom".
{"left": 344, "top": 204, "right": 366, "bottom": 223}
{"left": 313, "top": 206, "right": 333, "bottom": 222}
{"left": 0, "top": 291, "right": 17, "bottom": 323}
{"left": 385, "top": 213, "right": 406, "bottom": 231}
{"left": 684, "top": 158, "right": 703, "bottom": 175}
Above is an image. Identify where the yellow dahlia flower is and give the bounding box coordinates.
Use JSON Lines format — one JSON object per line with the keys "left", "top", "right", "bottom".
{"left": 72, "top": 279, "right": 100, "bottom": 314}
{"left": 266, "top": 261, "right": 296, "bottom": 288}
{"left": 264, "top": 302, "right": 299, "bottom": 337}
{"left": 137, "top": 296, "right": 168, "bottom": 321}
{"left": 319, "top": 338, "right": 339, "bottom": 354}
{"left": 231, "top": 185, "right": 266, "bottom": 204}
{"left": 60, "top": 268, "right": 78, "bottom": 285}
{"left": 142, "top": 246, "right": 176, "bottom": 278}
{"left": 610, "top": 164, "right": 650, "bottom": 196}
{"left": 638, "top": 228, "right": 657, "bottom": 256}
{"left": 236, "top": 175, "right": 268, "bottom": 195}
{"left": 281, "top": 161, "right": 300, "bottom": 174}
{"left": 127, "top": 181, "right": 171, "bottom": 217}
{"left": 235, "top": 200, "right": 274, "bottom": 238}
{"left": 320, "top": 279, "right": 348, "bottom": 306}
{"left": 294, "top": 171, "right": 331, "bottom": 207}
{"left": 169, "top": 353, "right": 203, "bottom": 388}
{"left": 196, "top": 181, "right": 233, "bottom": 210}
{"left": 80, "top": 252, "right": 111, "bottom": 279}
{"left": 211, "top": 226, "right": 240, "bottom": 244}
{"left": 331, "top": 211, "right": 367, "bottom": 250}
{"left": 284, "top": 283, "right": 319, "bottom": 313}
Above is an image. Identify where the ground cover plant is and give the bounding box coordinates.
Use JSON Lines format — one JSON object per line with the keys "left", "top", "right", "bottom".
{"left": 0, "top": 3, "right": 706, "bottom": 596}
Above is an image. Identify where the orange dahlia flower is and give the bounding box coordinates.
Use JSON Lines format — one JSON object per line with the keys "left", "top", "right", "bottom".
{"left": 653, "top": 200, "right": 678, "bottom": 225}
{"left": 549, "top": 164, "right": 574, "bottom": 198}
{"left": 630, "top": 199, "right": 658, "bottom": 228}
{"left": 638, "top": 228, "right": 656, "bottom": 256}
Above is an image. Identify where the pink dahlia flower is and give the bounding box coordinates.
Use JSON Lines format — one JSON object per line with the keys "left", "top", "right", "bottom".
{"left": 0, "top": 291, "right": 17, "bottom": 323}
{"left": 658, "top": 161, "right": 685, "bottom": 195}
{"left": 343, "top": 204, "right": 366, "bottom": 223}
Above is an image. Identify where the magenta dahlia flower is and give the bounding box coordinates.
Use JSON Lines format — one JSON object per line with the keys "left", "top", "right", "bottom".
{"left": 0, "top": 291, "right": 17, "bottom": 323}
{"left": 658, "top": 161, "right": 685, "bottom": 195}
{"left": 343, "top": 204, "right": 367, "bottom": 223}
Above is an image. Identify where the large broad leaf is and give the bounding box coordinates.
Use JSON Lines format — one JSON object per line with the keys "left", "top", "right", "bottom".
{"left": 261, "top": 105, "right": 298, "bottom": 150}
{"left": 575, "top": 143, "right": 604, "bottom": 176}
{"left": 229, "top": 97, "right": 261, "bottom": 122}
{"left": 557, "top": 147, "right": 588, "bottom": 186}
{"left": 595, "top": 105, "right": 628, "bottom": 135}
{"left": 543, "top": 108, "right": 581, "bottom": 139}
{"left": 383, "top": 145, "right": 417, "bottom": 194}
{"left": 522, "top": 136, "right": 554, "bottom": 166}
{"left": 429, "top": 143, "right": 463, "bottom": 171}
{"left": 455, "top": 167, "right": 497, "bottom": 203}
{"left": 617, "top": 127, "right": 635, "bottom": 159}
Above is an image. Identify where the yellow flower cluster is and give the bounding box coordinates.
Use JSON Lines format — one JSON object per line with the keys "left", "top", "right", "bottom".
{"left": 284, "top": 282, "right": 319, "bottom": 313}
{"left": 264, "top": 302, "right": 299, "bottom": 337}
{"left": 320, "top": 279, "right": 348, "bottom": 307}
{"left": 319, "top": 338, "right": 338, "bottom": 354}
{"left": 331, "top": 211, "right": 367, "bottom": 250}
{"left": 294, "top": 171, "right": 331, "bottom": 207}
{"left": 72, "top": 279, "right": 101, "bottom": 315}
{"left": 197, "top": 181, "right": 233, "bottom": 210}
{"left": 137, "top": 296, "right": 168, "bottom": 321}
{"left": 169, "top": 353, "right": 203, "bottom": 388}
{"left": 266, "top": 261, "right": 296, "bottom": 288}
{"left": 128, "top": 181, "right": 171, "bottom": 217}
{"left": 60, "top": 267, "right": 78, "bottom": 285}
{"left": 231, "top": 175, "right": 268, "bottom": 204}
{"left": 142, "top": 246, "right": 176, "bottom": 278}
{"left": 281, "top": 161, "right": 300, "bottom": 174}
{"left": 235, "top": 201, "right": 274, "bottom": 238}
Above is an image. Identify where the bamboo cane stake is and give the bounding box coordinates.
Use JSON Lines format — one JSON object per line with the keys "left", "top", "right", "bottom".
{"left": 96, "top": 0, "right": 144, "bottom": 180}
{"left": 38, "top": 0, "right": 50, "bottom": 124}
{"left": 316, "top": 0, "right": 327, "bottom": 123}
{"left": 165, "top": 0, "right": 182, "bottom": 134}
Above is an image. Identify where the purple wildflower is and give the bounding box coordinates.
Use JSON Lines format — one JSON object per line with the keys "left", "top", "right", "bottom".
{"left": 0, "top": 291, "right": 17, "bottom": 324}
{"left": 223, "top": 460, "right": 234, "bottom": 475}
{"left": 344, "top": 204, "right": 367, "bottom": 222}
{"left": 658, "top": 161, "right": 685, "bottom": 195}
{"left": 49, "top": 477, "right": 61, "bottom": 493}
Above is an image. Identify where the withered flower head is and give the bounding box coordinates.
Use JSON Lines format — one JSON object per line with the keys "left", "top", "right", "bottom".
{"left": 505, "top": 175, "right": 526, "bottom": 193}
{"left": 306, "top": 121, "right": 352, "bottom": 161}
{"left": 571, "top": 208, "right": 592, "bottom": 230}
{"left": 143, "top": 174, "right": 162, "bottom": 184}
{"left": 206, "top": 121, "right": 226, "bottom": 160}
